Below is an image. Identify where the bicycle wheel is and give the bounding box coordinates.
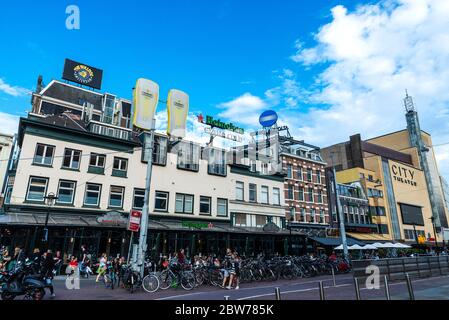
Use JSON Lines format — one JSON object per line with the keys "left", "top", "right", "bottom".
{"left": 180, "top": 272, "right": 196, "bottom": 291}
{"left": 142, "top": 274, "right": 160, "bottom": 293}
{"left": 210, "top": 270, "right": 224, "bottom": 287}
{"left": 159, "top": 270, "right": 173, "bottom": 290}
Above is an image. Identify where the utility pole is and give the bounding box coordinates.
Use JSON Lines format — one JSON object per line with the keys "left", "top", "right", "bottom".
{"left": 330, "top": 152, "right": 348, "bottom": 259}
{"left": 136, "top": 127, "right": 155, "bottom": 277}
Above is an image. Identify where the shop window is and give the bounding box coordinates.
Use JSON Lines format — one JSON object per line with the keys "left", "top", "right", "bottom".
{"left": 84, "top": 183, "right": 102, "bottom": 206}
{"left": 57, "top": 180, "right": 76, "bottom": 204}
{"left": 256, "top": 215, "right": 267, "bottom": 227}
{"left": 217, "top": 198, "right": 228, "bottom": 217}
{"left": 109, "top": 186, "right": 125, "bottom": 208}
{"left": 154, "top": 191, "right": 169, "bottom": 211}
{"left": 235, "top": 213, "right": 247, "bottom": 226}
{"left": 249, "top": 184, "right": 257, "bottom": 202}
{"left": 133, "top": 188, "right": 145, "bottom": 210}
{"left": 200, "top": 196, "right": 211, "bottom": 215}
{"left": 26, "top": 176, "right": 49, "bottom": 202}
{"left": 33, "top": 144, "right": 55, "bottom": 166}
{"left": 62, "top": 148, "right": 81, "bottom": 170}
{"left": 260, "top": 186, "right": 269, "bottom": 204}
{"left": 175, "top": 193, "right": 194, "bottom": 214}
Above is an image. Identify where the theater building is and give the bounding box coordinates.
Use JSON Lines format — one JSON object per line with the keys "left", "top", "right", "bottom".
{"left": 0, "top": 72, "right": 290, "bottom": 261}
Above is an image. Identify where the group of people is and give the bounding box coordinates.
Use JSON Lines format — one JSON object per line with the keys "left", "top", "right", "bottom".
{"left": 0, "top": 245, "right": 62, "bottom": 298}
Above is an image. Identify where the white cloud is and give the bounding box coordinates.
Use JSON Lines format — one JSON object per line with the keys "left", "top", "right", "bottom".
{"left": 217, "top": 93, "right": 268, "bottom": 126}
{"left": 284, "top": 0, "right": 449, "bottom": 180}
{"left": 0, "top": 79, "right": 30, "bottom": 97}
{"left": 0, "top": 112, "right": 19, "bottom": 135}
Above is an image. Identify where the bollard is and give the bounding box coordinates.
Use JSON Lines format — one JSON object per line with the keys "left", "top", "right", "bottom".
{"left": 331, "top": 267, "right": 336, "bottom": 287}
{"left": 354, "top": 277, "right": 361, "bottom": 300}
{"left": 319, "top": 281, "right": 325, "bottom": 300}
{"left": 405, "top": 273, "right": 415, "bottom": 300}
{"left": 224, "top": 296, "right": 230, "bottom": 300}
{"left": 275, "top": 287, "right": 281, "bottom": 300}
{"left": 384, "top": 275, "right": 391, "bottom": 300}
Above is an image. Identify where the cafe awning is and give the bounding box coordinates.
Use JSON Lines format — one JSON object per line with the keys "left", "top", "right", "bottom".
{"left": 310, "top": 237, "right": 365, "bottom": 247}
{"left": 346, "top": 232, "right": 392, "bottom": 242}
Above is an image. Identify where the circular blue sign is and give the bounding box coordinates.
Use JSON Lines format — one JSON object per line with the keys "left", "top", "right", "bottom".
{"left": 259, "top": 110, "right": 278, "bottom": 127}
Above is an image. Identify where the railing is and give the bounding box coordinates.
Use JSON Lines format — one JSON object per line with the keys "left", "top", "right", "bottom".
{"left": 352, "top": 255, "right": 449, "bottom": 281}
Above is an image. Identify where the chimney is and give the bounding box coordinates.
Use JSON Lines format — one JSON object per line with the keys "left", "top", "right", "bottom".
{"left": 36, "top": 75, "right": 43, "bottom": 93}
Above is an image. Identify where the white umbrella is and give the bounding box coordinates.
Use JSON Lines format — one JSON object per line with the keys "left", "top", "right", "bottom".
{"left": 361, "top": 244, "right": 377, "bottom": 250}
{"left": 394, "top": 243, "right": 411, "bottom": 248}
{"left": 334, "top": 244, "right": 344, "bottom": 250}
{"left": 371, "top": 242, "right": 385, "bottom": 248}
{"left": 348, "top": 244, "right": 364, "bottom": 250}
{"left": 381, "top": 242, "right": 397, "bottom": 248}
{"left": 372, "top": 242, "right": 395, "bottom": 248}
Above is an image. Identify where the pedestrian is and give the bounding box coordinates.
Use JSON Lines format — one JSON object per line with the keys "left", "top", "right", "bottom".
{"left": 41, "top": 250, "right": 56, "bottom": 298}
{"left": 67, "top": 255, "right": 78, "bottom": 276}
{"left": 0, "top": 247, "right": 11, "bottom": 271}
{"left": 221, "top": 249, "right": 232, "bottom": 288}
{"left": 96, "top": 253, "right": 108, "bottom": 283}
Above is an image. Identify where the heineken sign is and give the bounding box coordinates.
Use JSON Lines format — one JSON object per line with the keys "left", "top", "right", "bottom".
{"left": 198, "top": 114, "right": 244, "bottom": 134}
{"left": 182, "top": 221, "right": 215, "bottom": 229}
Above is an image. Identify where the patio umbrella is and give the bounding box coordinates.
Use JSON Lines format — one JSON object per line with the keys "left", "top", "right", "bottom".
{"left": 381, "top": 242, "right": 397, "bottom": 248}
{"left": 334, "top": 244, "right": 344, "bottom": 250}
{"left": 361, "top": 244, "right": 377, "bottom": 250}
{"left": 348, "top": 244, "right": 364, "bottom": 250}
{"left": 393, "top": 243, "right": 411, "bottom": 248}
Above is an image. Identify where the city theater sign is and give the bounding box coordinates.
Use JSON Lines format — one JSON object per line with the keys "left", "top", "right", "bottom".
{"left": 390, "top": 163, "right": 418, "bottom": 187}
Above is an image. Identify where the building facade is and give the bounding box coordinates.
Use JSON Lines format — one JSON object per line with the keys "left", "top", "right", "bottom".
{"left": 0, "top": 77, "right": 293, "bottom": 260}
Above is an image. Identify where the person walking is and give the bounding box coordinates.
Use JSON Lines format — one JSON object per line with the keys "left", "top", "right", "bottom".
{"left": 96, "top": 253, "right": 108, "bottom": 283}
{"left": 41, "top": 250, "right": 56, "bottom": 298}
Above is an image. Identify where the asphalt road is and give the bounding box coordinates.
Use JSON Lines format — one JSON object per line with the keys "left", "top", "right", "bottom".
{"left": 41, "top": 273, "right": 449, "bottom": 300}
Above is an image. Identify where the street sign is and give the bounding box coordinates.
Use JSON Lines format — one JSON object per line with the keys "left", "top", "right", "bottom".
{"left": 128, "top": 210, "right": 142, "bottom": 232}
{"left": 259, "top": 110, "right": 278, "bottom": 127}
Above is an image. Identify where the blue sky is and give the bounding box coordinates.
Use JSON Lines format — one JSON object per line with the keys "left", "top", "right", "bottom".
{"left": 0, "top": 0, "right": 360, "bottom": 117}
{"left": 1, "top": 0, "right": 449, "bottom": 180}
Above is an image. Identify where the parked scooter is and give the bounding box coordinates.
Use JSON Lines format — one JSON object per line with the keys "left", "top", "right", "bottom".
{"left": 0, "top": 260, "right": 46, "bottom": 300}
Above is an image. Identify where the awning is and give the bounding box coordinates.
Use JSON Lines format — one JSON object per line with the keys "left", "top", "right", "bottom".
{"left": 310, "top": 237, "right": 365, "bottom": 246}
{"left": 346, "top": 232, "right": 392, "bottom": 242}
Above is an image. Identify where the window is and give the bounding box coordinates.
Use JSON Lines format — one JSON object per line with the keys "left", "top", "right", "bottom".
{"left": 200, "top": 196, "right": 211, "bottom": 215}
{"left": 368, "top": 175, "right": 374, "bottom": 182}
{"left": 249, "top": 184, "right": 257, "bottom": 202}
{"left": 89, "top": 153, "right": 105, "bottom": 168}
{"left": 235, "top": 213, "right": 247, "bottom": 226}
{"left": 349, "top": 207, "right": 354, "bottom": 223}
{"left": 113, "top": 157, "right": 128, "bottom": 177}
{"left": 310, "top": 209, "right": 316, "bottom": 223}
{"left": 316, "top": 170, "right": 321, "bottom": 184}
{"left": 133, "top": 188, "right": 145, "bottom": 210}
{"left": 57, "top": 180, "right": 76, "bottom": 204}
{"left": 377, "top": 206, "right": 386, "bottom": 216}
{"left": 236, "top": 182, "right": 244, "bottom": 201}
{"left": 154, "top": 191, "right": 169, "bottom": 211}
{"left": 26, "top": 177, "right": 48, "bottom": 202}
{"left": 354, "top": 207, "right": 360, "bottom": 224}
{"left": 217, "top": 198, "right": 228, "bottom": 217}
{"left": 250, "top": 160, "right": 257, "bottom": 172}
{"left": 301, "top": 208, "right": 306, "bottom": 222}
{"left": 287, "top": 185, "right": 294, "bottom": 199}
{"left": 343, "top": 205, "right": 349, "bottom": 223}
{"left": 289, "top": 207, "right": 295, "bottom": 220}
{"left": 109, "top": 186, "right": 125, "bottom": 208}
{"left": 317, "top": 190, "right": 323, "bottom": 203}
{"left": 256, "top": 215, "right": 267, "bottom": 227}
{"left": 298, "top": 187, "right": 304, "bottom": 201}
{"left": 297, "top": 166, "right": 303, "bottom": 180}
{"left": 261, "top": 186, "right": 269, "bottom": 204}
{"left": 208, "top": 148, "right": 226, "bottom": 176}
{"left": 287, "top": 164, "right": 292, "bottom": 178}
{"left": 308, "top": 188, "right": 314, "bottom": 202}
{"left": 33, "top": 144, "right": 54, "bottom": 166}
{"left": 175, "top": 193, "right": 194, "bottom": 214}
{"left": 378, "top": 224, "right": 389, "bottom": 235}
{"left": 153, "top": 135, "right": 168, "bottom": 165}
{"left": 273, "top": 188, "right": 280, "bottom": 205}
{"left": 261, "top": 163, "right": 269, "bottom": 175}
{"left": 319, "top": 210, "right": 325, "bottom": 223}
{"left": 62, "top": 148, "right": 81, "bottom": 170}
{"left": 84, "top": 183, "right": 101, "bottom": 206}
{"left": 177, "top": 142, "right": 200, "bottom": 171}
{"left": 307, "top": 168, "right": 313, "bottom": 182}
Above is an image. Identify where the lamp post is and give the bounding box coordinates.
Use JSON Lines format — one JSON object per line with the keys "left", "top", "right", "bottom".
{"left": 430, "top": 216, "right": 439, "bottom": 251}
{"left": 42, "top": 192, "right": 58, "bottom": 243}
{"left": 288, "top": 215, "right": 294, "bottom": 255}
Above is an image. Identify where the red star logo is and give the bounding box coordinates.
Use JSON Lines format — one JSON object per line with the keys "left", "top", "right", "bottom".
{"left": 198, "top": 114, "right": 204, "bottom": 123}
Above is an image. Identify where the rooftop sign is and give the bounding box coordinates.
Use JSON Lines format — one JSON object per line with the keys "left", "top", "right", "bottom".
{"left": 62, "top": 59, "right": 103, "bottom": 90}
{"left": 198, "top": 114, "right": 244, "bottom": 134}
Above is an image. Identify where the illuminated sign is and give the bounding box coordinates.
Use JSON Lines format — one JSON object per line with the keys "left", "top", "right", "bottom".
{"left": 182, "top": 221, "right": 215, "bottom": 229}
{"left": 133, "top": 78, "right": 159, "bottom": 130}
{"left": 167, "top": 89, "right": 189, "bottom": 138}
{"left": 198, "top": 114, "right": 244, "bottom": 134}
{"left": 62, "top": 59, "right": 103, "bottom": 90}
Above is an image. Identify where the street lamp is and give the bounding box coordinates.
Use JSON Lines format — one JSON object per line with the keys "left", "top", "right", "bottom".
{"left": 430, "top": 216, "right": 439, "bottom": 251}
{"left": 42, "top": 192, "right": 58, "bottom": 243}
{"left": 288, "top": 215, "right": 294, "bottom": 255}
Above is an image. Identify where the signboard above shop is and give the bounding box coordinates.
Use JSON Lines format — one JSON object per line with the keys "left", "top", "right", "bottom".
{"left": 62, "top": 59, "right": 103, "bottom": 90}
{"left": 97, "top": 211, "right": 128, "bottom": 226}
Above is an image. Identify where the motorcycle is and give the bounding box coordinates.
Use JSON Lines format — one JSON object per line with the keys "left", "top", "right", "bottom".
{"left": 0, "top": 260, "right": 47, "bottom": 300}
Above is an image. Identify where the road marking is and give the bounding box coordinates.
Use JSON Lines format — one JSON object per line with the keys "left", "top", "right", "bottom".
{"left": 237, "top": 284, "right": 351, "bottom": 300}
{"left": 157, "top": 291, "right": 212, "bottom": 300}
